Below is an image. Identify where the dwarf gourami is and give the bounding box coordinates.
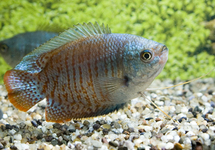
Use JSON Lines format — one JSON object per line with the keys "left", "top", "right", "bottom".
{"left": 4, "top": 22, "right": 168, "bottom": 123}
{"left": 0, "top": 31, "right": 58, "bottom": 67}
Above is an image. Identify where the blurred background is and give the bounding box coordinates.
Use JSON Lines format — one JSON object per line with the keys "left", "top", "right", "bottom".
{"left": 0, "top": 0, "right": 215, "bottom": 84}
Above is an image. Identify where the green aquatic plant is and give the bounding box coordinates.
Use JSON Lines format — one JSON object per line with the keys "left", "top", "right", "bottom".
{"left": 0, "top": 0, "right": 214, "bottom": 84}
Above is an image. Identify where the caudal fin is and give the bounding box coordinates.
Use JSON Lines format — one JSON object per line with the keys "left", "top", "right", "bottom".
{"left": 4, "top": 70, "right": 45, "bottom": 112}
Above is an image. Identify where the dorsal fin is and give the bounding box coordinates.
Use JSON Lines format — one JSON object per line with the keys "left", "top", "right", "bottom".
{"left": 15, "top": 22, "right": 111, "bottom": 72}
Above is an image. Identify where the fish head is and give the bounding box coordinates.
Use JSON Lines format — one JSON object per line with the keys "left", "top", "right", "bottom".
{"left": 0, "top": 42, "right": 9, "bottom": 54}
{"left": 0, "top": 41, "right": 18, "bottom": 67}
{"left": 0, "top": 42, "right": 10, "bottom": 60}
{"left": 0, "top": 39, "right": 23, "bottom": 67}
{"left": 123, "top": 36, "right": 168, "bottom": 90}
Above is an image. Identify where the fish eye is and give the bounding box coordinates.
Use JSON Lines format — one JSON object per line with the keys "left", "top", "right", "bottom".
{"left": 140, "top": 50, "right": 153, "bottom": 62}
{"left": 0, "top": 44, "right": 8, "bottom": 53}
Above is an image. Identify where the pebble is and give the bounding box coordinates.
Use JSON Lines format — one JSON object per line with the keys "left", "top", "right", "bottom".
{"left": 93, "top": 123, "right": 100, "bottom": 130}
{"left": 37, "top": 133, "right": 43, "bottom": 140}
{"left": 25, "top": 120, "right": 32, "bottom": 126}
{"left": 210, "top": 144, "right": 215, "bottom": 150}
{"left": 208, "top": 90, "right": 213, "bottom": 95}
{"left": 0, "top": 109, "right": 3, "bottom": 120}
{"left": 102, "top": 124, "right": 111, "bottom": 130}
{"left": 10, "top": 145, "right": 18, "bottom": 150}
{"left": 196, "top": 93, "right": 203, "bottom": 97}
{"left": 165, "top": 142, "right": 174, "bottom": 149}
{"left": 178, "top": 117, "right": 187, "bottom": 123}
{"left": 5, "top": 124, "right": 12, "bottom": 130}
{"left": 45, "top": 135, "right": 54, "bottom": 142}
{"left": 155, "top": 118, "right": 161, "bottom": 122}
{"left": 74, "top": 123, "right": 81, "bottom": 129}
{"left": 201, "top": 128, "right": 208, "bottom": 133}
{"left": 92, "top": 140, "right": 102, "bottom": 148}
{"left": 123, "top": 140, "right": 134, "bottom": 150}
{"left": 145, "top": 117, "right": 153, "bottom": 121}
{"left": 51, "top": 139, "right": 58, "bottom": 146}
{"left": 101, "top": 137, "right": 108, "bottom": 144}
{"left": 9, "top": 129, "right": 16, "bottom": 135}
{"left": 200, "top": 133, "right": 210, "bottom": 141}
{"left": 174, "top": 143, "right": 183, "bottom": 150}
{"left": 83, "top": 120, "right": 90, "bottom": 127}
{"left": 121, "top": 123, "right": 129, "bottom": 130}
{"left": 201, "top": 95, "right": 208, "bottom": 102}
{"left": 118, "top": 146, "right": 128, "bottom": 150}
{"left": 0, "top": 78, "right": 214, "bottom": 149}
{"left": 67, "top": 125, "right": 76, "bottom": 132}
{"left": 127, "top": 127, "right": 134, "bottom": 133}
{"left": 181, "top": 107, "right": 188, "bottom": 114}
{"left": 113, "top": 122, "right": 121, "bottom": 129}
{"left": 0, "top": 143, "right": 3, "bottom": 149}
{"left": 2, "top": 114, "right": 7, "bottom": 119}
{"left": 109, "top": 141, "right": 118, "bottom": 147}
{"left": 194, "top": 106, "right": 202, "bottom": 113}
{"left": 125, "top": 110, "right": 132, "bottom": 118}
{"left": 53, "top": 123, "right": 61, "bottom": 129}
{"left": 133, "top": 138, "right": 143, "bottom": 147}
{"left": 102, "top": 128, "right": 109, "bottom": 135}
{"left": 14, "top": 134, "right": 22, "bottom": 141}
{"left": 31, "top": 120, "right": 38, "bottom": 127}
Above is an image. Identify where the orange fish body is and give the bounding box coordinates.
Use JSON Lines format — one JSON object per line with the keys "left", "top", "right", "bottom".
{"left": 4, "top": 22, "right": 168, "bottom": 123}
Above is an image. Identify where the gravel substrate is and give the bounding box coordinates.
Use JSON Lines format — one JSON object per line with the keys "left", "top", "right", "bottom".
{"left": 0, "top": 78, "right": 215, "bottom": 150}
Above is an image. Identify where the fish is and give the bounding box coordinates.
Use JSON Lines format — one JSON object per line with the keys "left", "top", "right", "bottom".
{"left": 0, "top": 31, "right": 58, "bottom": 67}
{"left": 3, "top": 22, "right": 168, "bottom": 123}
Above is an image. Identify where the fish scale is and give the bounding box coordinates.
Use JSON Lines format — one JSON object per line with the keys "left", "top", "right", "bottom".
{"left": 4, "top": 22, "right": 168, "bottom": 123}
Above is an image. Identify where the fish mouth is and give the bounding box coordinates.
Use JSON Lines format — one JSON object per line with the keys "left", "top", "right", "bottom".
{"left": 159, "top": 46, "right": 168, "bottom": 65}
{"left": 161, "top": 45, "right": 168, "bottom": 53}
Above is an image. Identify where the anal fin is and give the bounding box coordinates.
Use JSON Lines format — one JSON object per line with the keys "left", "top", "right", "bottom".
{"left": 45, "top": 96, "right": 127, "bottom": 123}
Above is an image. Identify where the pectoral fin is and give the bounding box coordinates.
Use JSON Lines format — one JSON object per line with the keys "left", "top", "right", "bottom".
{"left": 95, "top": 76, "right": 130, "bottom": 95}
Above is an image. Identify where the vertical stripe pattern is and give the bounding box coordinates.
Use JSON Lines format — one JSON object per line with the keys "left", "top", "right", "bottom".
{"left": 39, "top": 34, "right": 128, "bottom": 122}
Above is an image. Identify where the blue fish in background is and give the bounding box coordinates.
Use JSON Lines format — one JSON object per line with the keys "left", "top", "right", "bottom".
{"left": 0, "top": 31, "right": 58, "bottom": 67}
